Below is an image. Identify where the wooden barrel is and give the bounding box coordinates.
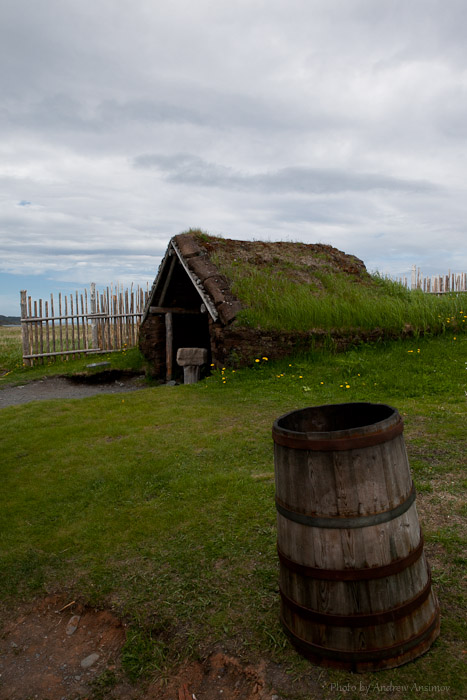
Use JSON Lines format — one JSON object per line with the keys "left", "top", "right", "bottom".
{"left": 273, "top": 402, "right": 440, "bottom": 672}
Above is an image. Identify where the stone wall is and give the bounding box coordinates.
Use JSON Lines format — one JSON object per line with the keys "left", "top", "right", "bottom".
{"left": 138, "top": 314, "right": 166, "bottom": 377}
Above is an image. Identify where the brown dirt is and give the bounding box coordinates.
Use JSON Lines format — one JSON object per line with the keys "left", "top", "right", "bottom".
{"left": 0, "top": 596, "right": 311, "bottom": 700}
{"left": 195, "top": 234, "right": 369, "bottom": 283}
{"left": 0, "top": 595, "right": 130, "bottom": 700}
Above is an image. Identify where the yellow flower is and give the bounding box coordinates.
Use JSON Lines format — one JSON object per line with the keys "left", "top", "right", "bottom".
{"left": 320, "top": 381, "right": 324, "bottom": 385}
{"left": 255, "top": 358, "right": 260, "bottom": 363}
{"left": 262, "top": 356, "right": 268, "bottom": 361}
{"left": 299, "top": 375, "right": 303, "bottom": 378}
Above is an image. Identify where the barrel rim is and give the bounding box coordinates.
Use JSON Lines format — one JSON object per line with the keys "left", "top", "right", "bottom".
{"left": 272, "top": 402, "right": 402, "bottom": 451}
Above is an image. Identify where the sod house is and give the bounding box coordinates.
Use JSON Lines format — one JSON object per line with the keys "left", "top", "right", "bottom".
{"left": 138, "top": 230, "right": 370, "bottom": 381}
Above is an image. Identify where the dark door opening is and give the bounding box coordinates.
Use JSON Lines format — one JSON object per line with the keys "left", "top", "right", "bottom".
{"left": 171, "top": 312, "right": 211, "bottom": 382}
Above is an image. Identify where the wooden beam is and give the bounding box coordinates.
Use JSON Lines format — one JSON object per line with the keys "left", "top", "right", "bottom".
{"left": 170, "top": 240, "right": 219, "bottom": 321}
{"left": 158, "top": 252, "right": 177, "bottom": 306}
{"left": 149, "top": 306, "right": 201, "bottom": 315}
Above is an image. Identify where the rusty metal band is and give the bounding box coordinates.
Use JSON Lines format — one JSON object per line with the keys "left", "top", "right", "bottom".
{"left": 280, "top": 572, "right": 432, "bottom": 627}
{"left": 272, "top": 417, "right": 403, "bottom": 451}
{"left": 275, "top": 483, "right": 416, "bottom": 529}
{"left": 277, "top": 531, "right": 424, "bottom": 580}
{"left": 280, "top": 611, "right": 440, "bottom": 664}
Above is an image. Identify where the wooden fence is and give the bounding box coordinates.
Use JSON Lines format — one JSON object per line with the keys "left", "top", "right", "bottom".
{"left": 395, "top": 266, "right": 467, "bottom": 293}
{"left": 20, "top": 283, "right": 149, "bottom": 366}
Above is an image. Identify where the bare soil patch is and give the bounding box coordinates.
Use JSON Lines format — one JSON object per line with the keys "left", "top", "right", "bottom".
{"left": 0, "top": 596, "right": 308, "bottom": 700}
{"left": 0, "top": 595, "right": 129, "bottom": 700}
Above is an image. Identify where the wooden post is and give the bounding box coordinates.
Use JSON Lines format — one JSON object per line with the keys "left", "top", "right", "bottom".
{"left": 165, "top": 312, "right": 173, "bottom": 382}
{"left": 20, "top": 291, "right": 32, "bottom": 367}
{"left": 90, "top": 282, "right": 98, "bottom": 349}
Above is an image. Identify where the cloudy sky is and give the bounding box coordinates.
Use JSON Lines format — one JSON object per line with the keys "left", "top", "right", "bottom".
{"left": 1, "top": 0, "right": 467, "bottom": 315}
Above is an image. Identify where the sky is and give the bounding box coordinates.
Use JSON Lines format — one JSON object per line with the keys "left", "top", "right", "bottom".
{"left": 2, "top": 0, "right": 467, "bottom": 316}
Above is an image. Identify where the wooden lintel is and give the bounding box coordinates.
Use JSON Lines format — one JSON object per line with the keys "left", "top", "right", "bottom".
{"left": 150, "top": 306, "right": 201, "bottom": 315}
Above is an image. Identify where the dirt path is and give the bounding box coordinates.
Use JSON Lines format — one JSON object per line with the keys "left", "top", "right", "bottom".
{"left": 0, "top": 373, "right": 148, "bottom": 409}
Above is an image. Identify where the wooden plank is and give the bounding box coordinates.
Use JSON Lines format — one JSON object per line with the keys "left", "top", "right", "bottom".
{"left": 75, "top": 291, "right": 81, "bottom": 356}
{"left": 64, "top": 295, "right": 69, "bottom": 355}
{"left": 20, "top": 291, "right": 32, "bottom": 367}
{"left": 33, "top": 300, "right": 39, "bottom": 362}
{"left": 70, "top": 294, "right": 76, "bottom": 358}
{"left": 39, "top": 298, "right": 44, "bottom": 363}
{"left": 90, "top": 283, "right": 98, "bottom": 349}
{"left": 45, "top": 300, "right": 50, "bottom": 358}
{"left": 23, "top": 348, "right": 103, "bottom": 359}
{"left": 50, "top": 294, "right": 56, "bottom": 354}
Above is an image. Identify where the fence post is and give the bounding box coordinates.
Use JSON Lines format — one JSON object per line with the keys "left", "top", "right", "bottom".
{"left": 20, "top": 290, "right": 32, "bottom": 366}
{"left": 90, "top": 282, "right": 98, "bottom": 349}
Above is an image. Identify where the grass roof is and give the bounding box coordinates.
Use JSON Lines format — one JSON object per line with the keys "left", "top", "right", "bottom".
{"left": 188, "top": 230, "right": 466, "bottom": 335}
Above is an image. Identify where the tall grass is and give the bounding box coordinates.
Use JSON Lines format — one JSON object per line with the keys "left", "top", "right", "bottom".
{"left": 214, "top": 260, "right": 467, "bottom": 333}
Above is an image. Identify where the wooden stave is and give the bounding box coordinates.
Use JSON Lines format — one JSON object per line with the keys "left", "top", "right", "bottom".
{"left": 273, "top": 404, "right": 440, "bottom": 670}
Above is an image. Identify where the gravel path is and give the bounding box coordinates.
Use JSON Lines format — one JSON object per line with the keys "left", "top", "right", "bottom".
{"left": 0, "top": 374, "right": 147, "bottom": 408}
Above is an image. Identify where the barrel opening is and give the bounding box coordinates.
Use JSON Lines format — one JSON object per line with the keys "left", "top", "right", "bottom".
{"left": 277, "top": 403, "right": 395, "bottom": 434}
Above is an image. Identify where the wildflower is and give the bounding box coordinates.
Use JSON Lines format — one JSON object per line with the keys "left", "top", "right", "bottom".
{"left": 210, "top": 363, "right": 215, "bottom": 367}
{"left": 345, "top": 385, "right": 350, "bottom": 389}
{"left": 262, "top": 356, "right": 268, "bottom": 361}
{"left": 299, "top": 375, "right": 303, "bottom": 379}
{"left": 408, "top": 350, "right": 414, "bottom": 353}
{"left": 320, "top": 381, "right": 324, "bottom": 385}
{"left": 255, "top": 359, "right": 260, "bottom": 363}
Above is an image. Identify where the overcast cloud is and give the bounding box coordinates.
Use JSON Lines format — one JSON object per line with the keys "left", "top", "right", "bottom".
{"left": 1, "top": 0, "right": 467, "bottom": 314}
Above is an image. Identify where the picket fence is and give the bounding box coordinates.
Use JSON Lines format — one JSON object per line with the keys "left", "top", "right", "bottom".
{"left": 396, "top": 266, "right": 467, "bottom": 293}
{"left": 20, "top": 283, "right": 149, "bottom": 366}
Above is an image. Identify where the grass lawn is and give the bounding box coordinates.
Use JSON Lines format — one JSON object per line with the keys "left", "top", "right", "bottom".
{"left": 0, "top": 328, "right": 466, "bottom": 698}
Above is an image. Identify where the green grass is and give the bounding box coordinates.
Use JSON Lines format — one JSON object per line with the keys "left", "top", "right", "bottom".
{"left": 0, "top": 332, "right": 466, "bottom": 698}
{"left": 212, "top": 255, "right": 467, "bottom": 334}
{"left": 0, "top": 325, "right": 146, "bottom": 384}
